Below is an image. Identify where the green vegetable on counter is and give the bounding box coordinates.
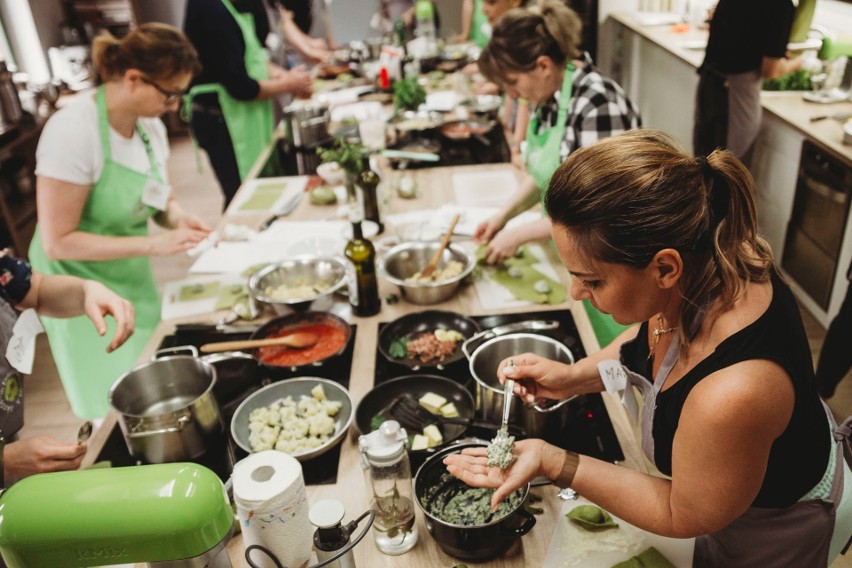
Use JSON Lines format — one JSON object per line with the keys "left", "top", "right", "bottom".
{"left": 566, "top": 504, "right": 619, "bottom": 531}
{"left": 393, "top": 77, "right": 427, "bottom": 111}
{"left": 317, "top": 137, "right": 369, "bottom": 176}
{"left": 763, "top": 69, "right": 812, "bottom": 91}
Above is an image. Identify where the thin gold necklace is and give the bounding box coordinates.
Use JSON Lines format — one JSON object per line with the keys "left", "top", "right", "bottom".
{"left": 648, "top": 314, "right": 677, "bottom": 360}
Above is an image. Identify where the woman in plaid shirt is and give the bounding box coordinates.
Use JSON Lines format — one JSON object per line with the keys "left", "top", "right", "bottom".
{"left": 473, "top": 0, "right": 641, "bottom": 266}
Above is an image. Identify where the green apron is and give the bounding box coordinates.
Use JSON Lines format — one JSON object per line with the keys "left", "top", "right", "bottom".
{"left": 470, "top": 0, "right": 491, "bottom": 48}
{"left": 28, "top": 87, "right": 161, "bottom": 419}
{"left": 185, "top": 0, "right": 275, "bottom": 181}
{"left": 525, "top": 63, "right": 628, "bottom": 347}
{"left": 525, "top": 63, "right": 574, "bottom": 204}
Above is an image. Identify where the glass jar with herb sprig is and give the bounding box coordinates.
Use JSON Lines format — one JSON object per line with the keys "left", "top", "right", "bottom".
{"left": 317, "top": 137, "right": 370, "bottom": 203}
{"left": 358, "top": 420, "right": 419, "bottom": 555}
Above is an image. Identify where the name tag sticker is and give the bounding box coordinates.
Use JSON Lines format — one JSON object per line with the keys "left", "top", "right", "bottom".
{"left": 597, "top": 359, "right": 627, "bottom": 394}
{"left": 141, "top": 178, "right": 171, "bottom": 211}
{"left": 6, "top": 309, "right": 44, "bottom": 374}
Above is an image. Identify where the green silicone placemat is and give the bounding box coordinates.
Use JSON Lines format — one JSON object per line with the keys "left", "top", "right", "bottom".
{"left": 238, "top": 181, "right": 288, "bottom": 211}
{"left": 215, "top": 283, "right": 248, "bottom": 311}
{"left": 178, "top": 281, "right": 220, "bottom": 302}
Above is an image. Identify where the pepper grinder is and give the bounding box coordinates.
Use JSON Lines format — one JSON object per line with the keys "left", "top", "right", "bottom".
{"left": 309, "top": 499, "right": 357, "bottom": 568}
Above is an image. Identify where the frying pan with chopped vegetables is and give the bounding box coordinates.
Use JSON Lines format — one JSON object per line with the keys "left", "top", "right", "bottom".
{"left": 377, "top": 310, "right": 481, "bottom": 371}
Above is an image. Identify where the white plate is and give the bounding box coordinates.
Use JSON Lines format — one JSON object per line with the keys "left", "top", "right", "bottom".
{"left": 679, "top": 39, "right": 708, "bottom": 50}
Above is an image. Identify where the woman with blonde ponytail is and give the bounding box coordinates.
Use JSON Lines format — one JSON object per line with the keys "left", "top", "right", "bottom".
{"left": 28, "top": 24, "right": 212, "bottom": 420}
{"left": 446, "top": 130, "right": 852, "bottom": 567}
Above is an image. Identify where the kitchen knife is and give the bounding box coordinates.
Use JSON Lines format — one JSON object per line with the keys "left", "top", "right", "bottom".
{"left": 259, "top": 190, "right": 304, "bottom": 230}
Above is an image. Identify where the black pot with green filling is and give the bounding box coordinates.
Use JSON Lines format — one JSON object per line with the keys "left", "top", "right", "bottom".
{"left": 413, "top": 441, "right": 536, "bottom": 561}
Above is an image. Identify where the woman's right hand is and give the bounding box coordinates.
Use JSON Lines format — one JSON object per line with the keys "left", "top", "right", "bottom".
{"left": 283, "top": 65, "right": 313, "bottom": 99}
{"left": 4, "top": 436, "right": 86, "bottom": 479}
{"left": 150, "top": 227, "right": 210, "bottom": 256}
{"left": 498, "top": 353, "right": 576, "bottom": 403}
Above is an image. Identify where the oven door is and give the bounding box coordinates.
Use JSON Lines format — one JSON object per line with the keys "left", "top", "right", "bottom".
{"left": 782, "top": 141, "right": 852, "bottom": 309}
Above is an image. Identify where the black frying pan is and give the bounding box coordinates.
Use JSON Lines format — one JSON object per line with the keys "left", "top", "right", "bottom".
{"left": 355, "top": 375, "right": 476, "bottom": 463}
{"left": 377, "top": 310, "right": 481, "bottom": 371}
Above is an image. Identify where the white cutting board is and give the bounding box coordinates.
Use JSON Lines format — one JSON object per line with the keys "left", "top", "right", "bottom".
{"left": 543, "top": 496, "right": 695, "bottom": 567}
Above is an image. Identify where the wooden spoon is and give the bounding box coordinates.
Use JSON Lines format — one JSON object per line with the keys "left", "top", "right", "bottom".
{"left": 199, "top": 332, "right": 318, "bottom": 354}
{"left": 419, "top": 213, "right": 461, "bottom": 279}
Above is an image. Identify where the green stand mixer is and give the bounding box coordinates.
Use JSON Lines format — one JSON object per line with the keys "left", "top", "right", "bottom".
{"left": 0, "top": 463, "right": 235, "bottom": 567}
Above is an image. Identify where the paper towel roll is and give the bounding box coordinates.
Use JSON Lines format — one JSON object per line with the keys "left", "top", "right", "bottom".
{"left": 233, "top": 450, "right": 312, "bottom": 568}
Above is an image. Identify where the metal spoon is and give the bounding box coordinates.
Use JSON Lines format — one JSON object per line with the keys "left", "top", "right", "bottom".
{"left": 77, "top": 421, "right": 93, "bottom": 444}
{"left": 499, "top": 378, "right": 516, "bottom": 437}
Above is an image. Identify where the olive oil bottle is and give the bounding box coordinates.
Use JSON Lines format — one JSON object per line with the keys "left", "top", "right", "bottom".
{"left": 344, "top": 220, "right": 381, "bottom": 316}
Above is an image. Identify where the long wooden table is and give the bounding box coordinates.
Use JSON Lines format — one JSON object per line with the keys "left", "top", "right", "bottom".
{"left": 84, "top": 137, "right": 647, "bottom": 567}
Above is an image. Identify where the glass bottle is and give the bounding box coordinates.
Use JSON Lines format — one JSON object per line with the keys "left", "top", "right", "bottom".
{"left": 355, "top": 161, "right": 384, "bottom": 233}
{"left": 358, "top": 421, "right": 418, "bottom": 555}
{"left": 344, "top": 219, "right": 381, "bottom": 317}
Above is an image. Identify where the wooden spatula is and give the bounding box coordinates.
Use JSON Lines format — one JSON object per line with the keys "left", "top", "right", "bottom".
{"left": 199, "top": 332, "right": 318, "bottom": 354}
{"left": 419, "top": 213, "right": 461, "bottom": 280}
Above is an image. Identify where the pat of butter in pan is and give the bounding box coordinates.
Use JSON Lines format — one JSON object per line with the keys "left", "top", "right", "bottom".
{"left": 419, "top": 392, "right": 447, "bottom": 414}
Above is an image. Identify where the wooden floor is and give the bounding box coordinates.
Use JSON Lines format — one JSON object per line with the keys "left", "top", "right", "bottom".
{"left": 19, "top": 135, "right": 852, "bottom": 566}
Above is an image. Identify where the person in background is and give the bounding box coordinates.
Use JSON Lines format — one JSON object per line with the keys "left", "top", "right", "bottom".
{"left": 183, "top": 0, "right": 313, "bottom": 207}
{"left": 271, "top": 0, "right": 337, "bottom": 67}
{"left": 462, "top": 0, "right": 531, "bottom": 167}
{"left": 28, "top": 24, "right": 211, "bottom": 420}
{"left": 457, "top": 0, "right": 491, "bottom": 48}
{"left": 0, "top": 251, "right": 134, "bottom": 486}
{"left": 817, "top": 261, "right": 852, "bottom": 400}
{"left": 693, "top": 0, "right": 802, "bottom": 166}
{"left": 446, "top": 130, "right": 852, "bottom": 567}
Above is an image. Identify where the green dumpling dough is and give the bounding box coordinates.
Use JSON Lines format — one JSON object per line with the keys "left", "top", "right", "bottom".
{"left": 566, "top": 504, "right": 619, "bottom": 531}
{"left": 611, "top": 546, "right": 676, "bottom": 568}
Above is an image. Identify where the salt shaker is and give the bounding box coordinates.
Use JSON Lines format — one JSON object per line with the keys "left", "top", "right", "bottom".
{"left": 358, "top": 420, "right": 419, "bottom": 555}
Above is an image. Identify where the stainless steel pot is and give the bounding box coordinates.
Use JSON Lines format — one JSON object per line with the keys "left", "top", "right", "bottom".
{"left": 0, "top": 60, "right": 23, "bottom": 131}
{"left": 108, "top": 353, "right": 223, "bottom": 464}
{"left": 464, "top": 331, "right": 575, "bottom": 438}
{"left": 282, "top": 103, "right": 330, "bottom": 148}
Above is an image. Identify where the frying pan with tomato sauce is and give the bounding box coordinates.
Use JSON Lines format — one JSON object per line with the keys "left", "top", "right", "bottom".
{"left": 250, "top": 311, "right": 351, "bottom": 377}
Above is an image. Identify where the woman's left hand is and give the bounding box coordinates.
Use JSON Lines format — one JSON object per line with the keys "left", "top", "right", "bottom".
{"left": 81, "top": 280, "right": 135, "bottom": 352}
{"left": 176, "top": 214, "right": 212, "bottom": 234}
{"left": 443, "top": 439, "right": 550, "bottom": 510}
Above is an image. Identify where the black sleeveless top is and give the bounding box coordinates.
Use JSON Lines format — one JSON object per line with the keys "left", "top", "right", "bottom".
{"left": 621, "top": 272, "right": 830, "bottom": 508}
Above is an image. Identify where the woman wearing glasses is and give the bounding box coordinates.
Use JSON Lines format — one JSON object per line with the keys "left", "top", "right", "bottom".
{"left": 28, "top": 24, "right": 212, "bottom": 420}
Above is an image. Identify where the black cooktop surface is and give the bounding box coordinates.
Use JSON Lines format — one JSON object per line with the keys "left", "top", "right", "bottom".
{"left": 374, "top": 309, "right": 624, "bottom": 463}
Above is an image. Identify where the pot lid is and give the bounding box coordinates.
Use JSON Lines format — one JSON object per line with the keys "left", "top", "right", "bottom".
{"left": 358, "top": 420, "right": 407, "bottom": 465}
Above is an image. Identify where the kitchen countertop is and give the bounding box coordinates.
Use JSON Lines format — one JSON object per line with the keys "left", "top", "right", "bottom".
{"left": 611, "top": 11, "right": 852, "bottom": 165}
{"left": 82, "top": 132, "right": 649, "bottom": 567}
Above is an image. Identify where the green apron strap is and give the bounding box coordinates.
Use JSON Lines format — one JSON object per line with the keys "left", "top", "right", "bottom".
{"left": 96, "top": 86, "right": 112, "bottom": 163}
{"left": 525, "top": 62, "right": 575, "bottom": 200}
{"left": 470, "top": 0, "right": 491, "bottom": 48}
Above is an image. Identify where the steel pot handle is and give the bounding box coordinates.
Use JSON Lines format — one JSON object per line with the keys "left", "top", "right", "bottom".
{"left": 152, "top": 345, "right": 199, "bottom": 359}
{"left": 500, "top": 508, "right": 536, "bottom": 537}
{"left": 127, "top": 415, "right": 191, "bottom": 438}
{"left": 461, "top": 320, "right": 560, "bottom": 360}
{"left": 531, "top": 394, "right": 578, "bottom": 413}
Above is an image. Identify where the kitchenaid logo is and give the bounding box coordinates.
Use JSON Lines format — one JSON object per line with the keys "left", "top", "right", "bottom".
{"left": 76, "top": 546, "right": 128, "bottom": 560}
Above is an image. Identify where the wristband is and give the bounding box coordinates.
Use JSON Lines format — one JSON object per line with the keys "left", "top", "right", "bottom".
{"left": 554, "top": 450, "right": 580, "bottom": 488}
